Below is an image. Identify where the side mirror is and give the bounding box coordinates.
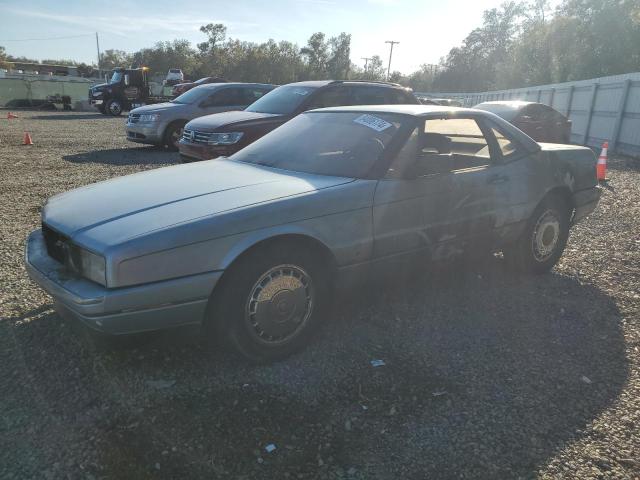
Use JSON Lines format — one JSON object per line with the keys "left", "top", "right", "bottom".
{"left": 124, "top": 74, "right": 130, "bottom": 86}
{"left": 406, "top": 153, "right": 452, "bottom": 179}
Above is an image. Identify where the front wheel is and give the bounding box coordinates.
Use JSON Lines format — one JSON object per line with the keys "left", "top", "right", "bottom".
{"left": 106, "top": 99, "right": 123, "bottom": 116}
{"left": 163, "top": 121, "right": 185, "bottom": 150}
{"left": 503, "top": 195, "right": 571, "bottom": 274}
{"left": 207, "top": 243, "right": 329, "bottom": 362}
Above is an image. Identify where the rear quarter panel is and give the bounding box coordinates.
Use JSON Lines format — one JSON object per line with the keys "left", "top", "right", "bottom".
{"left": 537, "top": 144, "right": 598, "bottom": 193}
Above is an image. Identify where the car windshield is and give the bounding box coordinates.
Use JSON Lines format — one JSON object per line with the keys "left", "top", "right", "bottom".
{"left": 194, "top": 77, "right": 210, "bottom": 84}
{"left": 109, "top": 71, "right": 122, "bottom": 84}
{"left": 245, "top": 85, "right": 316, "bottom": 114}
{"left": 171, "top": 86, "right": 208, "bottom": 104}
{"left": 232, "top": 111, "right": 405, "bottom": 178}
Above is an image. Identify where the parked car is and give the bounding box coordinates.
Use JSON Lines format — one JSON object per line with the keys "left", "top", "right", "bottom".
{"left": 417, "top": 96, "right": 463, "bottom": 107}
{"left": 178, "top": 80, "right": 420, "bottom": 162}
{"left": 25, "top": 105, "right": 600, "bottom": 362}
{"left": 126, "top": 82, "right": 275, "bottom": 150}
{"left": 164, "top": 68, "right": 184, "bottom": 86}
{"left": 172, "top": 77, "right": 228, "bottom": 97}
{"left": 474, "top": 101, "right": 572, "bottom": 143}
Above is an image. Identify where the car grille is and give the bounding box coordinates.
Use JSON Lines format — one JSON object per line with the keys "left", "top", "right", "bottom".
{"left": 182, "top": 128, "right": 212, "bottom": 144}
{"left": 42, "top": 223, "right": 68, "bottom": 264}
{"left": 127, "top": 113, "right": 141, "bottom": 124}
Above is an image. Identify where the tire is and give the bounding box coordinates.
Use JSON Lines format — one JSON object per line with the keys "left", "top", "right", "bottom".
{"left": 503, "top": 194, "right": 571, "bottom": 274}
{"left": 207, "top": 242, "right": 330, "bottom": 362}
{"left": 163, "top": 121, "right": 185, "bottom": 151}
{"left": 105, "top": 99, "right": 123, "bottom": 116}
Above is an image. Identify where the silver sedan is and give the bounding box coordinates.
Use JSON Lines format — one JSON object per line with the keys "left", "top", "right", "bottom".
{"left": 25, "top": 105, "right": 599, "bottom": 361}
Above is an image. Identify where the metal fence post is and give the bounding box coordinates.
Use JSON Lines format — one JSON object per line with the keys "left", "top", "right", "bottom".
{"left": 549, "top": 87, "right": 555, "bottom": 108}
{"left": 610, "top": 79, "right": 631, "bottom": 153}
{"left": 583, "top": 82, "right": 599, "bottom": 146}
{"left": 537, "top": 89, "right": 542, "bottom": 102}
{"left": 565, "top": 85, "right": 574, "bottom": 117}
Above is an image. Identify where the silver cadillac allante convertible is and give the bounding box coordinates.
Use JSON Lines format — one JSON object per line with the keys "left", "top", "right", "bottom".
{"left": 26, "top": 105, "right": 600, "bottom": 361}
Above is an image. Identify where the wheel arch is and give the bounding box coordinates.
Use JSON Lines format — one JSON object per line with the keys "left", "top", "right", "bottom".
{"left": 220, "top": 230, "right": 338, "bottom": 276}
{"left": 162, "top": 119, "right": 187, "bottom": 143}
{"left": 541, "top": 185, "right": 575, "bottom": 212}
{"left": 204, "top": 230, "right": 338, "bottom": 328}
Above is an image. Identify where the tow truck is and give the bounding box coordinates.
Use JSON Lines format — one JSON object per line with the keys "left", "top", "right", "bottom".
{"left": 88, "top": 67, "right": 175, "bottom": 116}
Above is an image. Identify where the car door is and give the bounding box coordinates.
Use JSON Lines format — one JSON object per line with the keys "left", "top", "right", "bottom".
{"left": 423, "top": 116, "right": 503, "bottom": 249}
{"left": 481, "top": 120, "right": 543, "bottom": 245}
{"left": 372, "top": 126, "right": 458, "bottom": 265}
{"left": 372, "top": 114, "right": 501, "bottom": 263}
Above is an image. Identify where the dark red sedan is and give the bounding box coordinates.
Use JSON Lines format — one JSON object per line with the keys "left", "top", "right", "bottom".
{"left": 474, "top": 101, "right": 572, "bottom": 143}
{"left": 172, "top": 77, "right": 227, "bottom": 96}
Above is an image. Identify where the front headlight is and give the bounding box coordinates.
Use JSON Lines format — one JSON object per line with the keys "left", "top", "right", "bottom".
{"left": 68, "top": 246, "right": 106, "bottom": 285}
{"left": 81, "top": 249, "right": 106, "bottom": 285}
{"left": 139, "top": 113, "right": 160, "bottom": 123}
{"left": 208, "top": 132, "right": 243, "bottom": 145}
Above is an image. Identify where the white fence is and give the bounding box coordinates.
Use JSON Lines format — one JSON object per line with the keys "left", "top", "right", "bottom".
{"left": 417, "top": 72, "right": 640, "bottom": 157}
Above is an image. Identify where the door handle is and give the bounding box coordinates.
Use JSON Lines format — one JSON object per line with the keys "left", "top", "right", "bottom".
{"left": 487, "top": 174, "right": 509, "bottom": 184}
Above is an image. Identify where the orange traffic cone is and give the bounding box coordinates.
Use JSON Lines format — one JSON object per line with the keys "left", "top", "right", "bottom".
{"left": 7, "top": 112, "right": 18, "bottom": 119}
{"left": 597, "top": 141, "right": 608, "bottom": 181}
{"left": 22, "top": 131, "right": 33, "bottom": 145}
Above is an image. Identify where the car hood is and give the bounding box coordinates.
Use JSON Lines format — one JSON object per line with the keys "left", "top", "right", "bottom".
{"left": 91, "top": 83, "right": 110, "bottom": 91}
{"left": 130, "top": 102, "right": 182, "bottom": 115}
{"left": 43, "top": 160, "right": 354, "bottom": 251}
{"left": 185, "top": 110, "right": 282, "bottom": 132}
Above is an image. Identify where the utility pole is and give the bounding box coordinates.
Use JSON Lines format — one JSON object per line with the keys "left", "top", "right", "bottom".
{"left": 361, "top": 57, "right": 371, "bottom": 71}
{"left": 385, "top": 40, "right": 399, "bottom": 80}
{"left": 95, "top": 32, "right": 102, "bottom": 79}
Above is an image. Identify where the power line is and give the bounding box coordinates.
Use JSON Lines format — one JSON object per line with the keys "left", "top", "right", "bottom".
{"left": 0, "top": 33, "right": 96, "bottom": 42}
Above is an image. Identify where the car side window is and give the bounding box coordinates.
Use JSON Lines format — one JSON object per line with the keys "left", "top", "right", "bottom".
{"left": 351, "top": 86, "right": 388, "bottom": 105}
{"left": 489, "top": 127, "right": 518, "bottom": 158}
{"left": 521, "top": 105, "right": 543, "bottom": 122}
{"left": 305, "top": 87, "right": 350, "bottom": 109}
{"left": 204, "top": 88, "right": 244, "bottom": 107}
{"left": 243, "top": 88, "right": 270, "bottom": 105}
{"left": 423, "top": 118, "right": 492, "bottom": 170}
{"left": 386, "top": 89, "right": 412, "bottom": 104}
{"left": 385, "top": 127, "right": 420, "bottom": 178}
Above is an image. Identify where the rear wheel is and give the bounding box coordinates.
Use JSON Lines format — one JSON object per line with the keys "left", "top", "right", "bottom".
{"left": 163, "top": 121, "right": 185, "bottom": 150}
{"left": 207, "top": 242, "right": 329, "bottom": 362}
{"left": 504, "top": 194, "right": 571, "bottom": 274}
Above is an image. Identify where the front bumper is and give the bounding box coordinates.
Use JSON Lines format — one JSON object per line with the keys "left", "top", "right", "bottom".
{"left": 25, "top": 230, "right": 222, "bottom": 335}
{"left": 572, "top": 186, "right": 602, "bottom": 224}
{"left": 177, "top": 139, "right": 236, "bottom": 162}
{"left": 89, "top": 98, "right": 103, "bottom": 105}
{"left": 125, "top": 122, "right": 163, "bottom": 145}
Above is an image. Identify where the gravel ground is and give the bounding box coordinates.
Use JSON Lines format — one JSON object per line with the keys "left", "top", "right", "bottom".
{"left": 1, "top": 111, "right": 639, "bottom": 479}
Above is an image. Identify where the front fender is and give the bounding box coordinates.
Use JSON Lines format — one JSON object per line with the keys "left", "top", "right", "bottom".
{"left": 217, "top": 224, "right": 328, "bottom": 270}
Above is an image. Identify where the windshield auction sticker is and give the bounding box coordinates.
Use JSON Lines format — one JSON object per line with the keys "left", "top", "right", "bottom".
{"left": 353, "top": 114, "right": 393, "bottom": 132}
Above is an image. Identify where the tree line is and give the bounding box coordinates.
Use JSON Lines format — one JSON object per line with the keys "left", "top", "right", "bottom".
{"left": 1, "top": 0, "right": 638, "bottom": 93}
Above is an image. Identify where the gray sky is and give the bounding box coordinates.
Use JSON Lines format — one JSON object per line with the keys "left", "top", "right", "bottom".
{"left": 1, "top": 0, "right": 509, "bottom": 74}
